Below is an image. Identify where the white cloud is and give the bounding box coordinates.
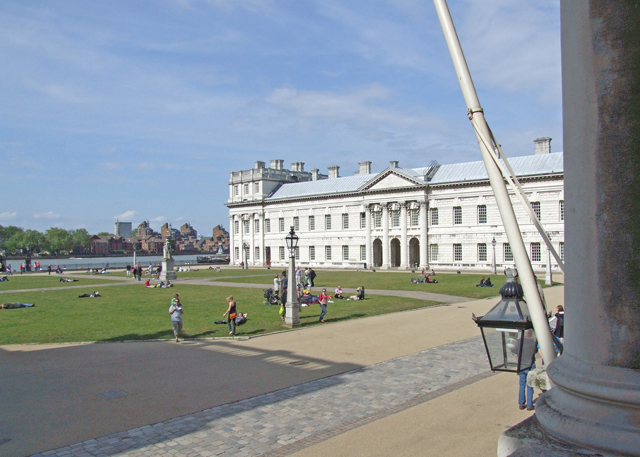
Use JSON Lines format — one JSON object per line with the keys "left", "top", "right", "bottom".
{"left": 33, "top": 211, "right": 60, "bottom": 219}
{"left": 0, "top": 211, "right": 17, "bottom": 219}
{"left": 151, "top": 216, "right": 167, "bottom": 223}
{"left": 115, "top": 211, "right": 138, "bottom": 220}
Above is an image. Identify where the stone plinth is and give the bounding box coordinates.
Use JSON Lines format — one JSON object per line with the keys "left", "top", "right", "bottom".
{"left": 159, "top": 258, "right": 177, "bottom": 281}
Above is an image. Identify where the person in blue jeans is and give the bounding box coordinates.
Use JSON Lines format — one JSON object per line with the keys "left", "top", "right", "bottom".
{"left": 318, "top": 289, "right": 328, "bottom": 323}
{"left": 517, "top": 330, "right": 538, "bottom": 410}
{"left": 519, "top": 364, "right": 536, "bottom": 410}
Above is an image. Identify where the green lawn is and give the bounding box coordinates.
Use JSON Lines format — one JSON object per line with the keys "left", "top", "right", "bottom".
{"left": 214, "top": 270, "right": 515, "bottom": 299}
{"left": 0, "top": 274, "right": 126, "bottom": 291}
{"left": 0, "top": 283, "right": 440, "bottom": 345}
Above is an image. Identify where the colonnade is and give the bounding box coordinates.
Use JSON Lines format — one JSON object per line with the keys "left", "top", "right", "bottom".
{"left": 229, "top": 199, "right": 429, "bottom": 269}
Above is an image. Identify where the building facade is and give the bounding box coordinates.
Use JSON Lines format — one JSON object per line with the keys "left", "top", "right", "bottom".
{"left": 226, "top": 141, "right": 564, "bottom": 272}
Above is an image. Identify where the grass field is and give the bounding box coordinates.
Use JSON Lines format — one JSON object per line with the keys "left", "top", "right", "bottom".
{"left": 0, "top": 274, "right": 126, "bottom": 291}
{"left": 0, "top": 282, "right": 440, "bottom": 345}
{"left": 214, "top": 270, "right": 514, "bottom": 299}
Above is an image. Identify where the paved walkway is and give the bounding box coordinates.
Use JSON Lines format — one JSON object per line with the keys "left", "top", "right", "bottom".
{"left": 29, "top": 337, "right": 492, "bottom": 457}
{"left": 0, "top": 281, "right": 563, "bottom": 457}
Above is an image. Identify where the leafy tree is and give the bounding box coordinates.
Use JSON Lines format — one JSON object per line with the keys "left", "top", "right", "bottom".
{"left": 71, "top": 229, "right": 92, "bottom": 248}
{"left": 0, "top": 225, "right": 24, "bottom": 251}
{"left": 8, "top": 229, "right": 47, "bottom": 253}
{"left": 96, "top": 232, "right": 113, "bottom": 236}
{"left": 45, "top": 227, "right": 73, "bottom": 254}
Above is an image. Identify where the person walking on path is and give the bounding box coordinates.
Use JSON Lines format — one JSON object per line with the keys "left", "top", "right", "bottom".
{"left": 309, "top": 268, "right": 316, "bottom": 287}
{"left": 223, "top": 295, "right": 238, "bottom": 336}
{"left": 295, "top": 266, "right": 302, "bottom": 287}
{"left": 169, "top": 297, "right": 183, "bottom": 342}
{"left": 48, "top": 265, "right": 52, "bottom": 275}
{"left": 273, "top": 274, "right": 280, "bottom": 296}
{"left": 318, "top": 288, "right": 328, "bottom": 323}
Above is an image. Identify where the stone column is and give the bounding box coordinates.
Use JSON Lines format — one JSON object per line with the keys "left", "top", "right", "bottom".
{"left": 382, "top": 204, "right": 390, "bottom": 269}
{"left": 365, "top": 205, "right": 372, "bottom": 269}
{"left": 419, "top": 201, "right": 428, "bottom": 268}
{"left": 248, "top": 213, "right": 254, "bottom": 266}
{"left": 229, "top": 215, "right": 235, "bottom": 264}
{"left": 400, "top": 203, "right": 408, "bottom": 269}
{"left": 260, "top": 213, "right": 265, "bottom": 267}
{"left": 238, "top": 215, "right": 244, "bottom": 266}
{"left": 545, "top": 243, "right": 553, "bottom": 286}
{"left": 500, "top": 2, "right": 640, "bottom": 455}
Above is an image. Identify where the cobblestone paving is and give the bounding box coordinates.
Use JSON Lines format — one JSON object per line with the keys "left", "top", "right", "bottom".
{"left": 32, "top": 337, "right": 489, "bottom": 457}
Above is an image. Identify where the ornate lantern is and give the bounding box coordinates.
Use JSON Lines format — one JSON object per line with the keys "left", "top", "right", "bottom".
{"left": 285, "top": 226, "right": 299, "bottom": 258}
{"left": 473, "top": 274, "right": 537, "bottom": 373}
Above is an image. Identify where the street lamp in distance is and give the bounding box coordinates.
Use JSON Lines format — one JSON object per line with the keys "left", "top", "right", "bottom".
{"left": 284, "top": 226, "right": 300, "bottom": 328}
{"left": 491, "top": 237, "right": 497, "bottom": 275}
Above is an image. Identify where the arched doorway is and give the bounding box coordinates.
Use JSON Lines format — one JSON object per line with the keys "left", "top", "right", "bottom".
{"left": 373, "top": 239, "right": 382, "bottom": 267}
{"left": 390, "top": 238, "right": 401, "bottom": 267}
{"left": 409, "top": 238, "right": 420, "bottom": 268}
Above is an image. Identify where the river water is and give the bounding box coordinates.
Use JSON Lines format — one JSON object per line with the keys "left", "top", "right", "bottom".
{"left": 4, "top": 254, "right": 203, "bottom": 271}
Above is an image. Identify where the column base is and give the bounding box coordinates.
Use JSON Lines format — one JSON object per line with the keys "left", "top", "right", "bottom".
{"left": 498, "top": 415, "right": 618, "bottom": 457}
{"left": 534, "top": 354, "right": 640, "bottom": 456}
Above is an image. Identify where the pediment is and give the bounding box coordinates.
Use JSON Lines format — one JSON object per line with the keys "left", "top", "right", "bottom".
{"left": 359, "top": 168, "right": 425, "bottom": 192}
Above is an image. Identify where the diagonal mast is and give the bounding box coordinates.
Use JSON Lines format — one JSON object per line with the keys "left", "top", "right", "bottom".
{"left": 433, "top": 0, "right": 556, "bottom": 365}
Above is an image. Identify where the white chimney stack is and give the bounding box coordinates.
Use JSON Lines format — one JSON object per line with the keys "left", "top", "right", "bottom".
{"left": 534, "top": 137, "right": 552, "bottom": 155}
{"left": 328, "top": 165, "right": 340, "bottom": 179}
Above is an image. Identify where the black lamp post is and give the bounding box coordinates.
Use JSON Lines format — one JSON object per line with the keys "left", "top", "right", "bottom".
{"left": 473, "top": 276, "right": 537, "bottom": 373}
{"left": 283, "top": 226, "right": 300, "bottom": 328}
{"left": 491, "top": 237, "right": 497, "bottom": 275}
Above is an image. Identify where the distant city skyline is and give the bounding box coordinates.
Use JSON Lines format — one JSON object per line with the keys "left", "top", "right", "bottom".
{"left": 1, "top": 0, "right": 561, "bottom": 234}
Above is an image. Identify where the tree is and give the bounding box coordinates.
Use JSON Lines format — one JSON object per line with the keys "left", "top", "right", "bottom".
{"left": 45, "top": 228, "right": 73, "bottom": 254}
{"left": 96, "top": 232, "right": 113, "bottom": 236}
{"left": 0, "top": 225, "right": 24, "bottom": 252}
{"left": 71, "top": 229, "right": 92, "bottom": 252}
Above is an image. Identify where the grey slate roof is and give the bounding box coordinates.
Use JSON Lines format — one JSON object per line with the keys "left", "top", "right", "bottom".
{"left": 267, "top": 152, "right": 563, "bottom": 200}
{"left": 268, "top": 173, "right": 377, "bottom": 199}
{"left": 429, "top": 152, "right": 563, "bottom": 184}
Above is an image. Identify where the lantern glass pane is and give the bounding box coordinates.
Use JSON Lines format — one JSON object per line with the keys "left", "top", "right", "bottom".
{"left": 481, "top": 327, "right": 537, "bottom": 373}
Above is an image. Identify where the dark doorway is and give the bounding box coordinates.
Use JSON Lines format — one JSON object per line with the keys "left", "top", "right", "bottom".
{"left": 373, "top": 239, "right": 382, "bottom": 267}
{"left": 409, "top": 238, "right": 420, "bottom": 268}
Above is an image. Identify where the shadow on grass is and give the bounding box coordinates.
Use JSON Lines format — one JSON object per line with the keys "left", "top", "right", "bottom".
{"left": 103, "top": 328, "right": 218, "bottom": 342}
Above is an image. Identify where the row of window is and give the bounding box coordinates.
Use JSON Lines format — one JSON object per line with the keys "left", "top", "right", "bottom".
{"left": 234, "top": 210, "right": 425, "bottom": 235}
{"left": 429, "top": 201, "right": 564, "bottom": 226}
{"left": 429, "top": 242, "right": 565, "bottom": 263}
{"left": 233, "top": 183, "right": 260, "bottom": 196}
{"left": 234, "top": 245, "right": 368, "bottom": 262}
{"left": 235, "top": 200, "right": 565, "bottom": 234}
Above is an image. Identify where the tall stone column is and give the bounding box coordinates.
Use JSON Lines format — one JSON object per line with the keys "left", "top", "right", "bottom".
{"left": 500, "top": 2, "right": 640, "bottom": 455}
{"left": 365, "top": 205, "right": 372, "bottom": 269}
{"left": 248, "top": 213, "right": 254, "bottom": 266}
{"left": 382, "top": 204, "right": 390, "bottom": 269}
{"left": 545, "top": 243, "right": 552, "bottom": 286}
{"left": 400, "top": 203, "right": 408, "bottom": 269}
{"left": 237, "top": 215, "right": 244, "bottom": 266}
{"left": 229, "top": 215, "right": 235, "bottom": 264}
{"left": 419, "top": 201, "right": 428, "bottom": 268}
{"left": 260, "top": 213, "right": 265, "bottom": 267}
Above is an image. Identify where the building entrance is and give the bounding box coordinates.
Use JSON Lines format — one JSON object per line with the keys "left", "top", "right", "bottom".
{"left": 373, "top": 239, "right": 382, "bottom": 267}
{"left": 409, "top": 238, "right": 420, "bottom": 268}
{"left": 390, "top": 238, "right": 401, "bottom": 267}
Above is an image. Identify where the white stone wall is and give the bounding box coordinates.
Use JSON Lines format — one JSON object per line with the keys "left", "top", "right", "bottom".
{"left": 228, "top": 173, "right": 564, "bottom": 272}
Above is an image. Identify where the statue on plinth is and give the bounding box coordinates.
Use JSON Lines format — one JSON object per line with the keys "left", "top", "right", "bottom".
{"left": 159, "top": 241, "right": 177, "bottom": 281}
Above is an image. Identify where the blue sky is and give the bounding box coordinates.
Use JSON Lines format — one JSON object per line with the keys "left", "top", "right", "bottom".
{"left": 1, "top": 0, "right": 561, "bottom": 236}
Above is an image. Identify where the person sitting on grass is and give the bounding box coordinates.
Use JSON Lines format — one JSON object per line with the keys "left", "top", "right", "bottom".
{"left": 425, "top": 275, "right": 438, "bottom": 284}
{"left": 335, "top": 286, "right": 344, "bottom": 299}
{"left": 0, "top": 276, "right": 9, "bottom": 282}
{"left": 477, "top": 277, "right": 486, "bottom": 287}
{"left": 145, "top": 279, "right": 154, "bottom": 288}
{"left": 348, "top": 286, "right": 365, "bottom": 301}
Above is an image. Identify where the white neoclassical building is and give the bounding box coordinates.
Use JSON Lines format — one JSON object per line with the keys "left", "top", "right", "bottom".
{"left": 226, "top": 138, "right": 564, "bottom": 272}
